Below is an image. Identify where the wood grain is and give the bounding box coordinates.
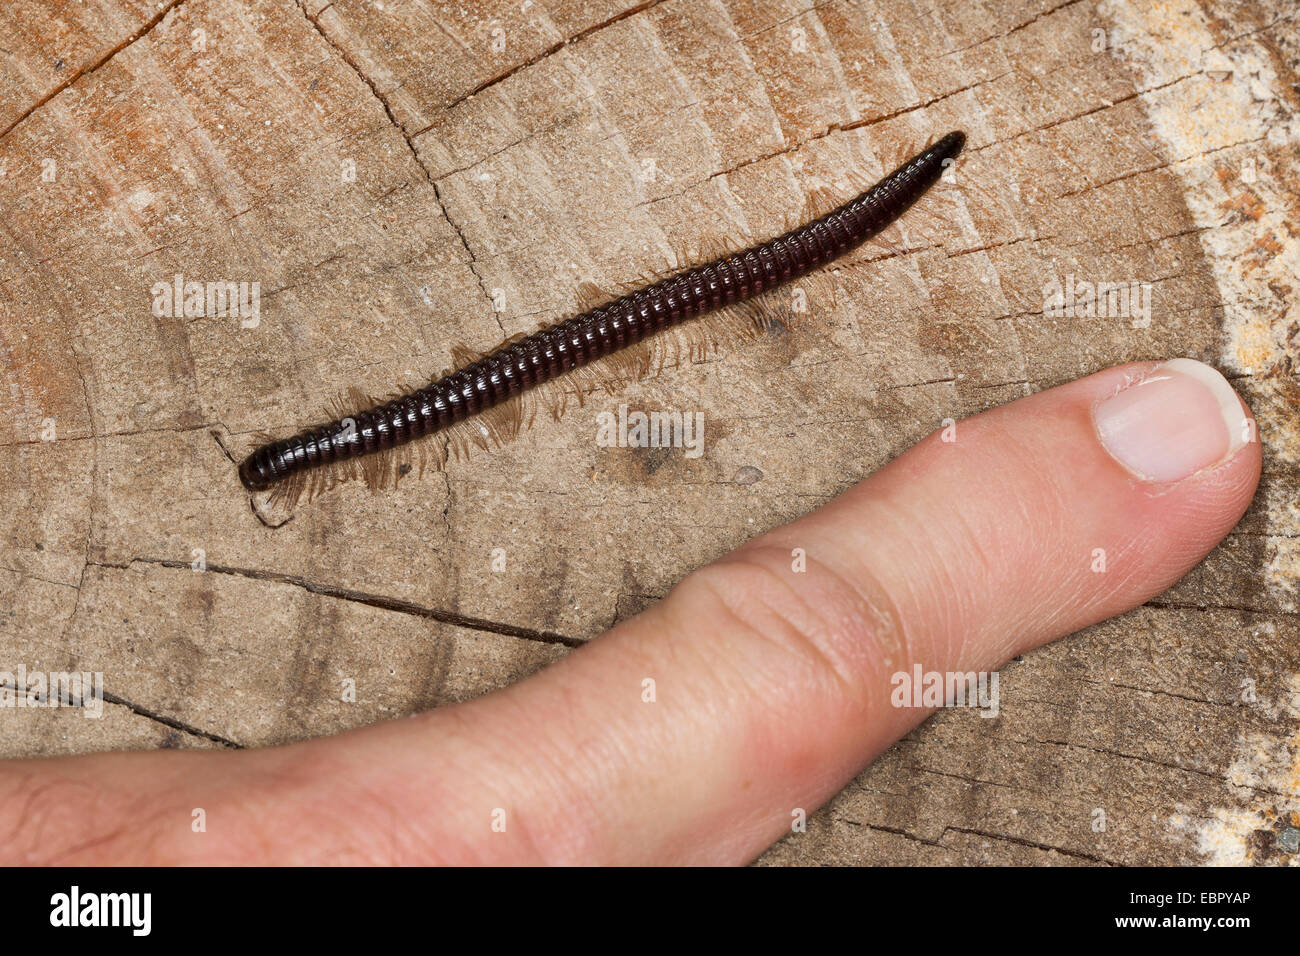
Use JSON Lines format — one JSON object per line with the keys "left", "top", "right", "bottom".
{"left": 1, "top": 0, "right": 1296, "bottom": 865}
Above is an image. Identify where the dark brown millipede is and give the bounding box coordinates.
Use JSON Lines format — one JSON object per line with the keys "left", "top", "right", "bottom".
{"left": 239, "top": 130, "right": 966, "bottom": 497}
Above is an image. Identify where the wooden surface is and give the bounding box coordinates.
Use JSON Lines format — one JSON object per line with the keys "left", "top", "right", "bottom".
{"left": 1, "top": 0, "right": 1297, "bottom": 864}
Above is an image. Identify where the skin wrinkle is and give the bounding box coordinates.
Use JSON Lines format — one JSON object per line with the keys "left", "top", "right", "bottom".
{"left": 336, "top": 744, "right": 500, "bottom": 865}
{"left": 942, "top": 497, "right": 1003, "bottom": 662}
{"left": 202, "top": 746, "right": 387, "bottom": 863}
{"left": 696, "top": 551, "right": 887, "bottom": 712}
{"left": 293, "top": 773, "right": 412, "bottom": 865}
{"left": 520, "top": 717, "right": 633, "bottom": 863}
{"left": 438, "top": 712, "right": 555, "bottom": 864}
{"left": 965, "top": 412, "right": 1106, "bottom": 643}
{"left": 587, "top": 646, "right": 762, "bottom": 862}
{"left": 801, "top": 549, "right": 916, "bottom": 709}
{"left": 381, "top": 764, "right": 503, "bottom": 865}
{"left": 1010, "top": 457, "right": 1099, "bottom": 643}
{"left": 650, "top": 580, "right": 812, "bottom": 767}
{"left": 671, "top": 566, "right": 883, "bottom": 777}
{"left": 796, "top": 547, "right": 920, "bottom": 708}
{"left": 712, "top": 546, "right": 915, "bottom": 749}
{"left": 413, "top": 717, "right": 520, "bottom": 868}
{"left": 1115, "top": 463, "right": 1258, "bottom": 591}
{"left": 681, "top": 566, "right": 857, "bottom": 720}
{"left": 873, "top": 487, "right": 986, "bottom": 667}
{"left": 481, "top": 671, "right": 639, "bottom": 864}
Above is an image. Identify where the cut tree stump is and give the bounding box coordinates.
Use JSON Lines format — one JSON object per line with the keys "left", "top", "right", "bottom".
{"left": 1, "top": 0, "right": 1297, "bottom": 864}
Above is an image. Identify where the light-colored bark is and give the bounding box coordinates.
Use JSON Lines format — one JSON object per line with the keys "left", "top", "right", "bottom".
{"left": 1, "top": 0, "right": 1296, "bottom": 864}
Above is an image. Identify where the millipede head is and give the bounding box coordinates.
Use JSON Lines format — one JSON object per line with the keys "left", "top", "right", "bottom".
{"left": 931, "top": 130, "right": 966, "bottom": 163}
{"left": 238, "top": 442, "right": 285, "bottom": 492}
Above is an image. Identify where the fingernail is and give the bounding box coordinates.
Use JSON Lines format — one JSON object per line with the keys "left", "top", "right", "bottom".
{"left": 1094, "top": 359, "right": 1248, "bottom": 483}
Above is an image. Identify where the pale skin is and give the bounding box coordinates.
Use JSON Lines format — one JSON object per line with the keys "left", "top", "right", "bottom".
{"left": 1, "top": 360, "right": 1262, "bottom": 864}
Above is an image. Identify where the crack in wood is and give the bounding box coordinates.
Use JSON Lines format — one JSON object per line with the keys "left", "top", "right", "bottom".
{"left": 1146, "top": 599, "right": 1299, "bottom": 617}
{"left": 0, "top": 420, "right": 220, "bottom": 450}
{"left": 680, "top": 72, "right": 1012, "bottom": 200}
{"left": 99, "top": 690, "right": 242, "bottom": 748}
{"left": 835, "top": 815, "right": 1118, "bottom": 864}
{"left": 291, "top": 0, "right": 499, "bottom": 327}
{"left": 968, "top": 71, "right": 1202, "bottom": 154}
{"left": 0, "top": 0, "right": 191, "bottom": 142}
{"left": 1056, "top": 134, "right": 1269, "bottom": 199}
{"left": 939, "top": 824, "right": 1118, "bottom": 866}
{"left": 89, "top": 556, "right": 584, "bottom": 648}
{"left": 435, "top": 0, "right": 668, "bottom": 115}
{"left": 944, "top": 0, "right": 1087, "bottom": 57}
{"left": 1015, "top": 734, "right": 1299, "bottom": 802}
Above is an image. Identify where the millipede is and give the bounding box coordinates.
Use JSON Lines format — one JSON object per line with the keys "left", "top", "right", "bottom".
{"left": 239, "top": 130, "right": 967, "bottom": 507}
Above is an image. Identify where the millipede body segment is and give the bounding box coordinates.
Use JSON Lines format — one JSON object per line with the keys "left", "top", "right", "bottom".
{"left": 239, "top": 130, "right": 966, "bottom": 496}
